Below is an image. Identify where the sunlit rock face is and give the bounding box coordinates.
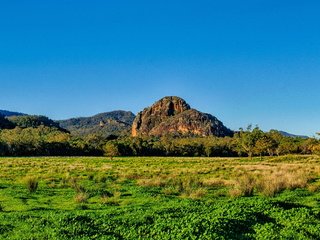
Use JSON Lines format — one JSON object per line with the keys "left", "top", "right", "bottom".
{"left": 132, "top": 96, "right": 233, "bottom": 137}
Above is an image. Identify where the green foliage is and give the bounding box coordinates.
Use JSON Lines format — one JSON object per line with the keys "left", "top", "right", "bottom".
{"left": 0, "top": 126, "right": 102, "bottom": 156}
{"left": 103, "top": 142, "right": 120, "bottom": 159}
{"left": 235, "top": 125, "right": 264, "bottom": 158}
{"left": 0, "top": 119, "right": 318, "bottom": 157}
{"left": 8, "top": 115, "right": 64, "bottom": 130}
{"left": 0, "top": 115, "right": 15, "bottom": 130}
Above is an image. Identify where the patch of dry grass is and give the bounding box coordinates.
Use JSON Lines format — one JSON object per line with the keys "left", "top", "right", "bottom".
{"left": 202, "top": 178, "right": 227, "bottom": 188}
{"left": 74, "top": 192, "right": 89, "bottom": 203}
{"left": 257, "top": 170, "right": 312, "bottom": 197}
{"left": 229, "top": 174, "right": 255, "bottom": 197}
{"left": 137, "top": 177, "right": 166, "bottom": 187}
{"left": 23, "top": 176, "right": 39, "bottom": 193}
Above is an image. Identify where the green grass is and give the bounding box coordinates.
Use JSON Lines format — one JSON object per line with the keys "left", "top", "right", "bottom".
{"left": 0, "top": 155, "right": 320, "bottom": 239}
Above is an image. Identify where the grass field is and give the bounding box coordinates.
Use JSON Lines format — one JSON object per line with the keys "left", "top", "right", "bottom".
{"left": 0, "top": 155, "right": 320, "bottom": 239}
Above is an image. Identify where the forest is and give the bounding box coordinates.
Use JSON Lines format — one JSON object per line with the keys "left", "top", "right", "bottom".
{"left": 0, "top": 114, "right": 319, "bottom": 157}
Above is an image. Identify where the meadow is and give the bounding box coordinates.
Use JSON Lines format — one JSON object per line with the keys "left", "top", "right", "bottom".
{"left": 0, "top": 155, "right": 320, "bottom": 239}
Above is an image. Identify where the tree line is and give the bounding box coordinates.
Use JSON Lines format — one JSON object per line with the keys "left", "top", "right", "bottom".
{"left": 0, "top": 115, "right": 319, "bottom": 157}
{"left": 104, "top": 126, "right": 319, "bottom": 158}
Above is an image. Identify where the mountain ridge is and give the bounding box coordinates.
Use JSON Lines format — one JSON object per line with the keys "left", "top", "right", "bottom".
{"left": 0, "top": 110, "right": 26, "bottom": 117}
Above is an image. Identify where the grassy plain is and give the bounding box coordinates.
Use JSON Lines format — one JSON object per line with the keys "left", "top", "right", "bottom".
{"left": 0, "top": 155, "right": 320, "bottom": 239}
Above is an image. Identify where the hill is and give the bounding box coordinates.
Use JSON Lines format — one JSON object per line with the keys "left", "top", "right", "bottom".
{"left": 58, "top": 110, "right": 135, "bottom": 138}
{"left": 7, "top": 115, "right": 68, "bottom": 132}
{"left": 0, "top": 110, "right": 26, "bottom": 117}
{"left": 132, "top": 96, "right": 233, "bottom": 137}
{"left": 279, "top": 131, "right": 308, "bottom": 139}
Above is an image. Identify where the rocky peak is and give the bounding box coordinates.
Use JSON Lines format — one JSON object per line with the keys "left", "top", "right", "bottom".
{"left": 132, "top": 96, "right": 232, "bottom": 137}
{"left": 149, "top": 96, "right": 190, "bottom": 116}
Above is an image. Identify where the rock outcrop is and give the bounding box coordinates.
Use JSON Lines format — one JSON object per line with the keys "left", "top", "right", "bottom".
{"left": 132, "top": 96, "right": 233, "bottom": 137}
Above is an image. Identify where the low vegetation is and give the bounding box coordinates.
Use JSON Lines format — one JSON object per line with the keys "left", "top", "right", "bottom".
{"left": 0, "top": 155, "right": 320, "bottom": 239}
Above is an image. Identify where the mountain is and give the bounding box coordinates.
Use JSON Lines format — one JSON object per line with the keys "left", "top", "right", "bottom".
{"left": 58, "top": 110, "right": 135, "bottom": 138}
{"left": 0, "top": 110, "right": 26, "bottom": 117}
{"left": 0, "top": 114, "right": 68, "bottom": 132}
{"left": 7, "top": 115, "right": 68, "bottom": 132}
{"left": 279, "top": 131, "right": 308, "bottom": 139}
{"left": 132, "top": 96, "right": 233, "bottom": 137}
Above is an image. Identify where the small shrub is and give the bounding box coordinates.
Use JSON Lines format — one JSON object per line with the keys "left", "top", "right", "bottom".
{"left": 24, "top": 176, "right": 39, "bottom": 193}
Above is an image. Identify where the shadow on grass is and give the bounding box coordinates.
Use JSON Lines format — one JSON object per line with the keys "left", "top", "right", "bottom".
{"left": 271, "top": 201, "right": 309, "bottom": 210}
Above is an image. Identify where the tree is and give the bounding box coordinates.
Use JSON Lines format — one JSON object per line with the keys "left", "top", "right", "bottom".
{"left": 254, "top": 135, "right": 277, "bottom": 159}
{"left": 235, "top": 125, "right": 264, "bottom": 159}
{"left": 0, "top": 115, "right": 15, "bottom": 129}
{"left": 104, "top": 142, "right": 120, "bottom": 160}
{"left": 256, "top": 134, "right": 278, "bottom": 157}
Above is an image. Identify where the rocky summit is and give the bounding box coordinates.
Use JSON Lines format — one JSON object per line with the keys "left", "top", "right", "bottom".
{"left": 132, "top": 96, "right": 233, "bottom": 137}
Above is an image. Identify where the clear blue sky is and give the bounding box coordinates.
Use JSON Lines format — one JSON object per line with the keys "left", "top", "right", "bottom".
{"left": 1, "top": 1, "right": 319, "bottom": 136}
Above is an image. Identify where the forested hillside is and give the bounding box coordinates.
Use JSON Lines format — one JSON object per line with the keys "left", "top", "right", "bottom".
{"left": 58, "top": 110, "right": 135, "bottom": 138}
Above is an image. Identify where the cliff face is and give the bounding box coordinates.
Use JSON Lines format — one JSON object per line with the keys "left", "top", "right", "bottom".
{"left": 132, "top": 96, "right": 233, "bottom": 137}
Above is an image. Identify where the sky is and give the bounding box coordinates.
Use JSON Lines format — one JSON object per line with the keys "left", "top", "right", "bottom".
{"left": 0, "top": 0, "right": 320, "bottom": 136}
